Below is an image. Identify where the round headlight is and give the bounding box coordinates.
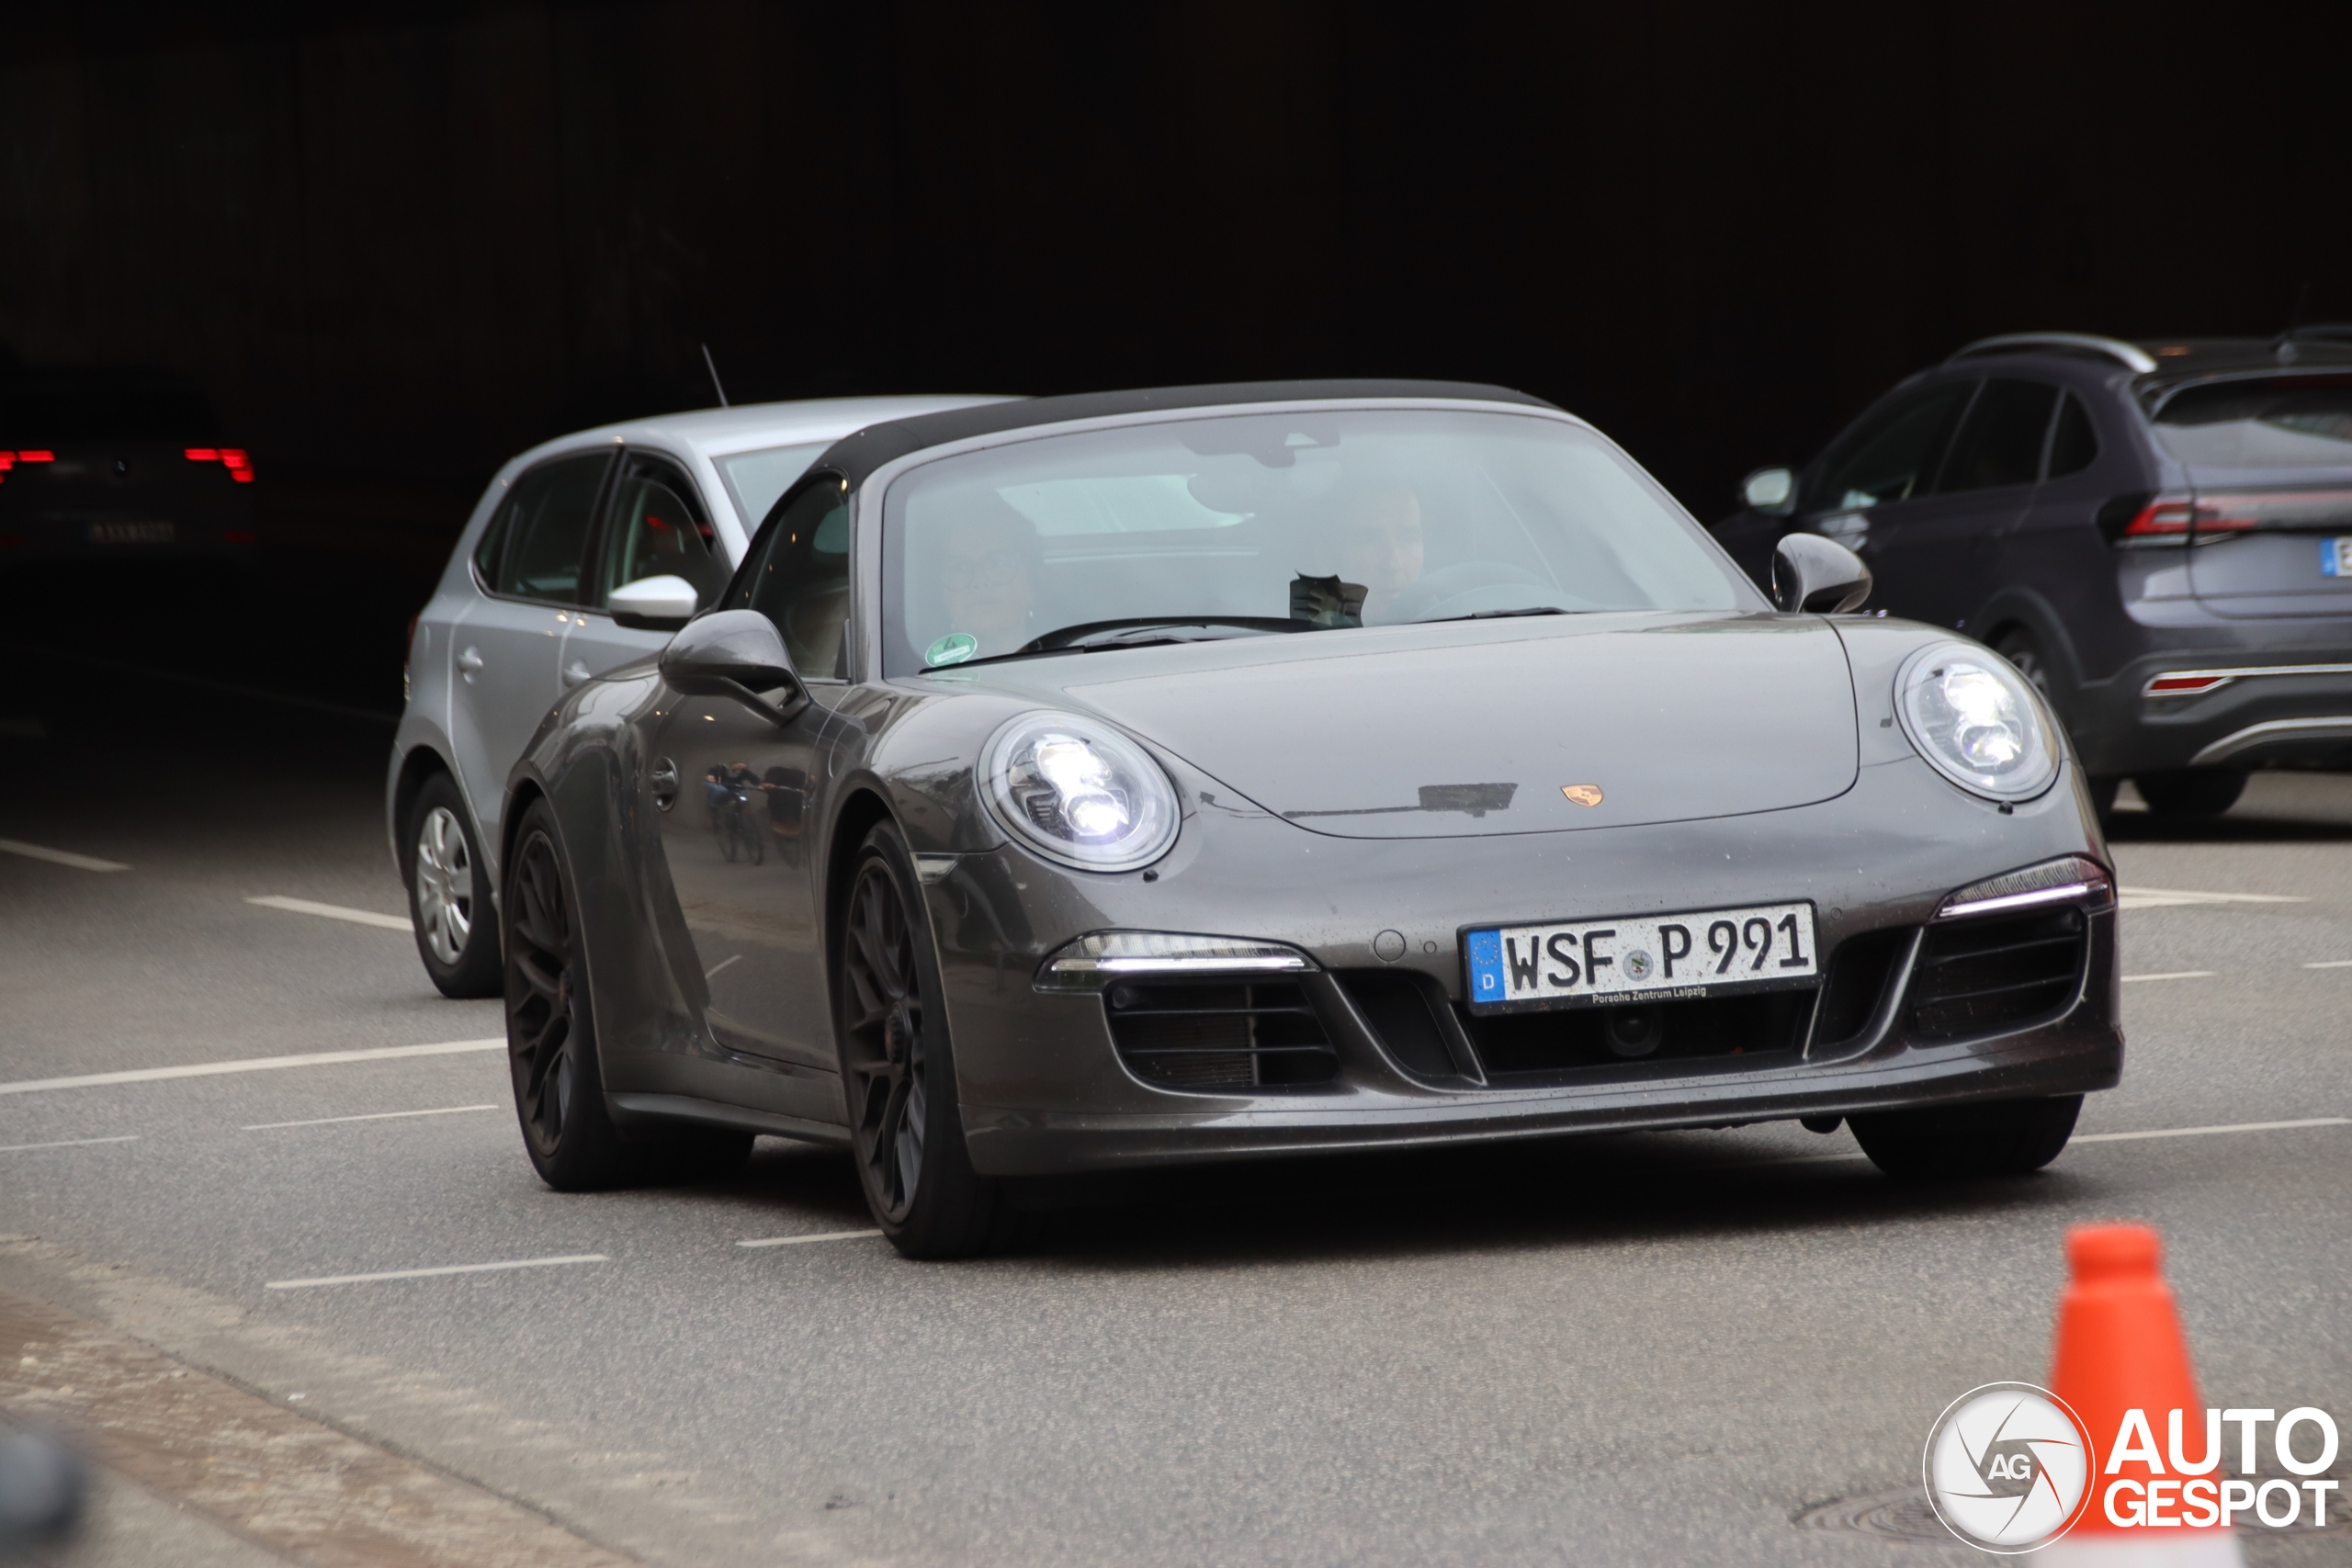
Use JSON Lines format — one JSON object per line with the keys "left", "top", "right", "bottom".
{"left": 1895, "top": 642, "right": 2059, "bottom": 801}
{"left": 981, "top": 712, "right": 1180, "bottom": 872}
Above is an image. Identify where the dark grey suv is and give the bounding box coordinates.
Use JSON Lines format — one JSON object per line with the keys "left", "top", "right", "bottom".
{"left": 1714, "top": 329, "right": 2352, "bottom": 816}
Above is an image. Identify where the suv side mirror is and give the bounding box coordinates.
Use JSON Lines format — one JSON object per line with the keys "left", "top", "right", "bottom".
{"left": 657, "top": 609, "right": 808, "bottom": 722}
{"left": 608, "top": 574, "right": 699, "bottom": 631}
{"left": 1740, "top": 467, "right": 1798, "bottom": 518}
{"left": 1772, "top": 533, "right": 1872, "bottom": 615}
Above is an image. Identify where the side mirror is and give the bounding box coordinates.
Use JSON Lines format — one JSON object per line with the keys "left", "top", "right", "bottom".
{"left": 1772, "top": 533, "right": 1872, "bottom": 615}
{"left": 1740, "top": 467, "right": 1798, "bottom": 518}
{"left": 657, "top": 609, "right": 808, "bottom": 722}
{"left": 607, "top": 574, "right": 699, "bottom": 631}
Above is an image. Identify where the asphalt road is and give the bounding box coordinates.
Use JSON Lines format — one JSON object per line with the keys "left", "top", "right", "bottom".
{"left": 2, "top": 672, "right": 2348, "bottom": 1566}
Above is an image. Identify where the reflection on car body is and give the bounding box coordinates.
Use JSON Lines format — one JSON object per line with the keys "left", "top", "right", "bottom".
{"left": 499, "top": 379, "right": 2123, "bottom": 1258}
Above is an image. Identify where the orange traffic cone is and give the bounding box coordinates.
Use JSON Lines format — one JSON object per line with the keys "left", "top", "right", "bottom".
{"left": 2044, "top": 1224, "right": 2244, "bottom": 1564}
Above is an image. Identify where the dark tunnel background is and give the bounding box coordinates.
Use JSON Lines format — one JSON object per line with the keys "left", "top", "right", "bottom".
{"left": 4, "top": 1, "right": 2349, "bottom": 714}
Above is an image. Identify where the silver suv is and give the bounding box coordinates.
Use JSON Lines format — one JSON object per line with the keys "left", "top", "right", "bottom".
{"left": 387, "top": 396, "right": 1006, "bottom": 996}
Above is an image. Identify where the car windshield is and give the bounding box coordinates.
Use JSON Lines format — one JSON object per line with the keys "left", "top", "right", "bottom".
{"left": 880, "top": 408, "right": 1755, "bottom": 673}
{"left": 2153, "top": 377, "right": 2352, "bottom": 469}
{"left": 716, "top": 440, "right": 833, "bottom": 529}
{"left": 0, "top": 374, "right": 220, "bottom": 444}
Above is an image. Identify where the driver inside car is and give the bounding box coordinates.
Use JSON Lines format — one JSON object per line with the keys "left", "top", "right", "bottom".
{"left": 938, "top": 508, "right": 1041, "bottom": 658}
{"left": 1329, "top": 483, "right": 1426, "bottom": 623}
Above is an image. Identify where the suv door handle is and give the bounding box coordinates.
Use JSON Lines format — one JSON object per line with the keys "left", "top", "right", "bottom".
{"left": 650, "top": 757, "right": 679, "bottom": 811}
{"left": 562, "top": 659, "right": 592, "bottom": 688}
{"left": 457, "top": 646, "right": 484, "bottom": 679}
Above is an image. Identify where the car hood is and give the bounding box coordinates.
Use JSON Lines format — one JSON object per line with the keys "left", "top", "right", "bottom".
{"left": 1037, "top": 612, "right": 1859, "bottom": 838}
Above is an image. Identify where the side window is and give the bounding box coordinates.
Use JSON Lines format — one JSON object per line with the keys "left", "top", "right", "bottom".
{"left": 486, "top": 452, "right": 608, "bottom": 602}
{"left": 594, "top": 456, "right": 731, "bottom": 613}
{"left": 2045, "top": 392, "right": 2100, "bottom": 479}
{"left": 724, "top": 476, "right": 853, "bottom": 678}
{"left": 1934, "top": 378, "right": 2059, "bottom": 493}
{"left": 1810, "top": 382, "right": 1975, "bottom": 511}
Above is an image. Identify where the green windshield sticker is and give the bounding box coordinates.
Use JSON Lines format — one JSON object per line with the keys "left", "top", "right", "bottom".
{"left": 925, "top": 632, "right": 978, "bottom": 668}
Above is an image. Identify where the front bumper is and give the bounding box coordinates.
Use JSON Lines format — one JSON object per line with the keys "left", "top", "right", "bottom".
{"left": 928, "top": 754, "right": 2122, "bottom": 1178}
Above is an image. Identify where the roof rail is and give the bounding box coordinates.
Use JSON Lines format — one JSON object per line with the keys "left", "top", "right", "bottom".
{"left": 1947, "top": 333, "right": 2157, "bottom": 374}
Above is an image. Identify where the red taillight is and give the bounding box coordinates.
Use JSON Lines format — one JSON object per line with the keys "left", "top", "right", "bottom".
{"left": 185, "top": 446, "right": 254, "bottom": 481}
{"left": 222, "top": 529, "right": 258, "bottom": 545}
{"left": 16, "top": 450, "right": 53, "bottom": 462}
{"left": 2118, "top": 494, "right": 2198, "bottom": 542}
{"left": 2109, "top": 487, "right": 2352, "bottom": 547}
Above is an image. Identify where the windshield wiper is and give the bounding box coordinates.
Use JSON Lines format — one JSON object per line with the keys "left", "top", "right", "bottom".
{"left": 1413, "top": 606, "right": 1574, "bottom": 624}
{"left": 956, "top": 617, "right": 1306, "bottom": 666}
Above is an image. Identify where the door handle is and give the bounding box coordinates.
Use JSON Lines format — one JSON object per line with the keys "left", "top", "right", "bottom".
{"left": 457, "top": 646, "right": 484, "bottom": 680}
{"left": 562, "top": 660, "right": 592, "bottom": 688}
{"left": 650, "top": 757, "right": 679, "bottom": 812}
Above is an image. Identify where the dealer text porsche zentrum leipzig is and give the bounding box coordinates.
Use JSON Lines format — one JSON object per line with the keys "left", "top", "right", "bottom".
{"left": 496, "top": 382, "right": 2121, "bottom": 1256}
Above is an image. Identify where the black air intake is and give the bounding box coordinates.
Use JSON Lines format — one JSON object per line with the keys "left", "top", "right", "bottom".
{"left": 1908, "top": 908, "right": 2086, "bottom": 1043}
{"left": 1105, "top": 978, "right": 1339, "bottom": 1091}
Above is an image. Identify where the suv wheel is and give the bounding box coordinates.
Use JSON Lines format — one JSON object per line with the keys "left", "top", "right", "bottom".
{"left": 2134, "top": 769, "right": 2246, "bottom": 818}
{"left": 1850, "top": 1095, "right": 2081, "bottom": 1179}
{"left": 406, "top": 773, "right": 502, "bottom": 998}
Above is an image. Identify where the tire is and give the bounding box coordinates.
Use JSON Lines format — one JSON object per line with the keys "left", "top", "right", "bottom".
{"left": 1850, "top": 1095, "right": 2082, "bottom": 1180}
{"left": 404, "top": 773, "right": 502, "bottom": 998}
{"left": 503, "top": 799, "right": 751, "bottom": 1189}
{"left": 835, "top": 818, "right": 1022, "bottom": 1258}
{"left": 2135, "top": 769, "right": 2246, "bottom": 818}
{"left": 503, "top": 799, "right": 640, "bottom": 1190}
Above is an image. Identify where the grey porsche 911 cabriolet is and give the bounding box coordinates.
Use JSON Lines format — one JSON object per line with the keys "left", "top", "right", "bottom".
{"left": 498, "top": 379, "right": 2120, "bottom": 1257}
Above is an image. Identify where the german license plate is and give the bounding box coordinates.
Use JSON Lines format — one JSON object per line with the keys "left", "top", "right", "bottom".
{"left": 1465, "top": 901, "right": 1818, "bottom": 1012}
{"left": 85, "top": 521, "right": 175, "bottom": 545}
{"left": 2322, "top": 537, "right": 2352, "bottom": 578}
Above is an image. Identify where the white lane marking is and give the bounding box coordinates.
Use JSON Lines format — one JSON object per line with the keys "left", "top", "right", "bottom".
{"left": 2121, "top": 970, "right": 2214, "bottom": 983}
{"left": 0, "top": 838, "right": 130, "bottom": 873}
{"left": 1732, "top": 1115, "right": 2348, "bottom": 1169}
{"left": 0, "top": 1135, "right": 140, "bottom": 1153}
{"left": 737, "top": 1229, "right": 884, "bottom": 1248}
{"left": 243, "top": 1104, "right": 500, "bottom": 1132}
{"left": 2305, "top": 960, "right": 2352, "bottom": 970}
{"left": 266, "top": 1254, "right": 608, "bottom": 1290}
{"left": 247, "top": 895, "right": 413, "bottom": 931}
{"left": 2118, "top": 886, "right": 2309, "bottom": 910}
{"left": 704, "top": 954, "right": 742, "bottom": 979}
{"left": 2073, "top": 1117, "right": 2349, "bottom": 1144}
{"left": 0, "top": 1039, "right": 504, "bottom": 1097}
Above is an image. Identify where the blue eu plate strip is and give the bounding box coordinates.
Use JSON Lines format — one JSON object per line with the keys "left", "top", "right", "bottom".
{"left": 2324, "top": 538, "right": 2347, "bottom": 578}
{"left": 1466, "top": 929, "right": 1505, "bottom": 1004}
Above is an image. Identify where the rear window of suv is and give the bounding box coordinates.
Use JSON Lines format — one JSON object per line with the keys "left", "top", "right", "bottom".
{"left": 2153, "top": 377, "right": 2352, "bottom": 468}
{"left": 0, "top": 375, "right": 220, "bottom": 444}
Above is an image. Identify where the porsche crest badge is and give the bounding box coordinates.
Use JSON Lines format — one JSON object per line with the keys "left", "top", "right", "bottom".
{"left": 1560, "top": 784, "right": 1604, "bottom": 807}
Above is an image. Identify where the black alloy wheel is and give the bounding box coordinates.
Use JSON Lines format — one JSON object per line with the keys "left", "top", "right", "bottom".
{"left": 404, "top": 772, "right": 502, "bottom": 998}
{"left": 836, "top": 819, "right": 1020, "bottom": 1258}
{"left": 1849, "top": 1094, "right": 2082, "bottom": 1180}
{"left": 503, "top": 800, "right": 637, "bottom": 1189}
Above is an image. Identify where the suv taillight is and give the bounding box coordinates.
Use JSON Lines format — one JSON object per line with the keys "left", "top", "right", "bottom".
{"left": 2102, "top": 487, "right": 2352, "bottom": 547}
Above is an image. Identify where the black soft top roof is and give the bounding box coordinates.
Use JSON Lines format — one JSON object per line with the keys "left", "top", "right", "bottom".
{"left": 811, "top": 378, "right": 1557, "bottom": 490}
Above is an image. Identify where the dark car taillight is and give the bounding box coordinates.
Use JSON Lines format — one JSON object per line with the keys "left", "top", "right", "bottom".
{"left": 185, "top": 446, "right": 254, "bottom": 482}
{"left": 2103, "top": 487, "right": 2352, "bottom": 547}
